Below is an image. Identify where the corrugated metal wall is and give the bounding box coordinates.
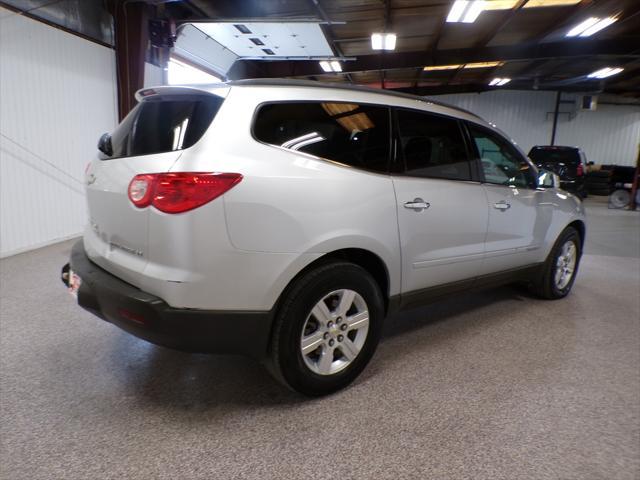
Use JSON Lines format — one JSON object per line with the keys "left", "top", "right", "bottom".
{"left": 431, "top": 90, "right": 640, "bottom": 167}
{"left": 0, "top": 6, "right": 118, "bottom": 257}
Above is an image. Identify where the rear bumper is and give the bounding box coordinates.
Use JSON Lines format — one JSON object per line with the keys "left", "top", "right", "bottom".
{"left": 63, "top": 240, "right": 274, "bottom": 358}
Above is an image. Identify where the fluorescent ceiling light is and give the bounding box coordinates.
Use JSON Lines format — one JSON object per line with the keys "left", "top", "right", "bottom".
{"left": 371, "top": 33, "right": 383, "bottom": 50}
{"left": 447, "top": 0, "right": 485, "bottom": 23}
{"left": 483, "top": 0, "right": 581, "bottom": 10}
{"left": 384, "top": 33, "right": 397, "bottom": 50}
{"left": 587, "top": 67, "right": 623, "bottom": 79}
{"left": 423, "top": 64, "right": 463, "bottom": 71}
{"left": 463, "top": 0, "right": 485, "bottom": 22}
{"left": 319, "top": 61, "right": 342, "bottom": 73}
{"left": 579, "top": 16, "right": 618, "bottom": 36}
{"left": 525, "top": 0, "right": 581, "bottom": 6}
{"left": 489, "top": 77, "right": 511, "bottom": 86}
{"left": 566, "top": 17, "right": 600, "bottom": 37}
{"left": 464, "top": 61, "right": 504, "bottom": 68}
{"left": 447, "top": 1, "right": 469, "bottom": 22}
{"left": 423, "top": 61, "right": 503, "bottom": 71}
{"left": 371, "top": 33, "right": 397, "bottom": 50}
{"left": 566, "top": 16, "right": 617, "bottom": 37}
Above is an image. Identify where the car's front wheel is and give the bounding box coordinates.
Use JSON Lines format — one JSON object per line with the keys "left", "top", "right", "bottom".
{"left": 531, "top": 226, "right": 582, "bottom": 299}
{"left": 268, "top": 261, "right": 384, "bottom": 396}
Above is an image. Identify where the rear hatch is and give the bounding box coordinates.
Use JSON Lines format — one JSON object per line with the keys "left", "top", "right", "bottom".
{"left": 528, "top": 146, "right": 582, "bottom": 181}
{"left": 83, "top": 87, "right": 226, "bottom": 286}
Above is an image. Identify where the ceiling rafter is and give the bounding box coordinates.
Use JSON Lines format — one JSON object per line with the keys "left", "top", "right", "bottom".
{"left": 227, "top": 38, "right": 640, "bottom": 79}
{"left": 308, "top": 0, "right": 353, "bottom": 83}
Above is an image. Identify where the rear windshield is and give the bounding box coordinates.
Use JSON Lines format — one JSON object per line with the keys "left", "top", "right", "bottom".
{"left": 528, "top": 148, "right": 580, "bottom": 165}
{"left": 105, "top": 94, "right": 223, "bottom": 159}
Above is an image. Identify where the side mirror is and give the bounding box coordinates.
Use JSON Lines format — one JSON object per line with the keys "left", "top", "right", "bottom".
{"left": 98, "top": 133, "right": 113, "bottom": 156}
{"left": 538, "top": 169, "right": 560, "bottom": 189}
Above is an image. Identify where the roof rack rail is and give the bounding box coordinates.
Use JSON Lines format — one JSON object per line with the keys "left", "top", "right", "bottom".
{"left": 226, "top": 78, "right": 482, "bottom": 120}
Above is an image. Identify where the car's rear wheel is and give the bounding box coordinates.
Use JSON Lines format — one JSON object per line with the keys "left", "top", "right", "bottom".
{"left": 268, "top": 261, "right": 384, "bottom": 396}
{"left": 531, "top": 227, "right": 581, "bottom": 299}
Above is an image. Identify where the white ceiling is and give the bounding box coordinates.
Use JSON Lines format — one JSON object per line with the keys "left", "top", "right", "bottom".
{"left": 194, "top": 22, "right": 334, "bottom": 58}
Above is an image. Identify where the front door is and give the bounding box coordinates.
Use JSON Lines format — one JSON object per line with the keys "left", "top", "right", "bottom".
{"left": 467, "top": 123, "right": 553, "bottom": 273}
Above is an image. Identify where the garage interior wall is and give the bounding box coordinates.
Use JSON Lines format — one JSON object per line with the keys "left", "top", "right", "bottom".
{"left": 0, "top": 6, "right": 118, "bottom": 258}
{"left": 431, "top": 90, "right": 640, "bottom": 166}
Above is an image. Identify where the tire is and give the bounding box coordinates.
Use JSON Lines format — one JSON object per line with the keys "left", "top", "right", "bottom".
{"left": 530, "top": 227, "right": 581, "bottom": 299}
{"left": 268, "top": 261, "right": 384, "bottom": 396}
{"left": 609, "top": 189, "right": 631, "bottom": 209}
{"left": 589, "top": 170, "right": 611, "bottom": 179}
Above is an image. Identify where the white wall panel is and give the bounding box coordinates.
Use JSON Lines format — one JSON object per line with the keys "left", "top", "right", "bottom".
{"left": 0, "top": 6, "right": 118, "bottom": 257}
{"left": 430, "top": 90, "right": 640, "bottom": 167}
{"left": 555, "top": 96, "right": 640, "bottom": 167}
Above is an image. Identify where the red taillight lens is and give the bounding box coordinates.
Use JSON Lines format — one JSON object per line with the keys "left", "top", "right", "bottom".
{"left": 128, "top": 172, "right": 242, "bottom": 214}
{"left": 576, "top": 164, "right": 584, "bottom": 176}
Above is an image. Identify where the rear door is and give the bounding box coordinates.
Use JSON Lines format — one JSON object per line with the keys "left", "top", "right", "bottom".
{"left": 467, "top": 124, "right": 552, "bottom": 274}
{"left": 84, "top": 90, "right": 225, "bottom": 285}
{"left": 392, "top": 108, "right": 489, "bottom": 300}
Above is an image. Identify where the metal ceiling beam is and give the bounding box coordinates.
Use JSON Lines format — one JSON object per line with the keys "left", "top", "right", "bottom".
{"left": 307, "top": 0, "right": 353, "bottom": 83}
{"left": 227, "top": 37, "right": 640, "bottom": 79}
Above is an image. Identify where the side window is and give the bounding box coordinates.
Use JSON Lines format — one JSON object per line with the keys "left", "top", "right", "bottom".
{"left": 395, "top": 109, "right": 472, "bottom": 181}
{"left": 253, "top": 102, "right": 390, "bottom": 173}
{"left": 468, "top": 124, "right": 536, "bottom": 189}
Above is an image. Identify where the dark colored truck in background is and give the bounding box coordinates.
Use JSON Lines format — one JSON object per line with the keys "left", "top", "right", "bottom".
{"left": 528, "top": 146, "right": 588, "bottom": 199}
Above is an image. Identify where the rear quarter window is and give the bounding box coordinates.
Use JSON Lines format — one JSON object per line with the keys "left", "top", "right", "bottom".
{"left": 106, "top": 94, "right": 223, "bottom": 159}
{"left": 253, "top": 102, "right": 391, "bottom": 173}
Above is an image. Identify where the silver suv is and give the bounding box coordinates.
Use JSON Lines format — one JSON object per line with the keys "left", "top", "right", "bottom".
{"left": 62, "top": 80, "right": 586, "bottom": 396}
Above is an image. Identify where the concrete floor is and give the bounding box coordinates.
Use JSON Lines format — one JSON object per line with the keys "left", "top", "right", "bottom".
{"left": 1, "top": 197, "right": 639, "bottom": 480}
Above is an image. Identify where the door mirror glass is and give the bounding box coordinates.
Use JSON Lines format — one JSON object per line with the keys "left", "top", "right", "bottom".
{"left": 98, "top": 133, "right": 113, "bottom": 156}
{"left": 538, "top": 169, "right": 559, "bottom": 188}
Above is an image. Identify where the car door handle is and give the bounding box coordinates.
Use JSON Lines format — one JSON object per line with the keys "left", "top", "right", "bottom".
{"left": 404, "top": 199, "right": 430, "bottom": 211}
{"left": 493, "top": 201, "right": 511, "bottom": 211}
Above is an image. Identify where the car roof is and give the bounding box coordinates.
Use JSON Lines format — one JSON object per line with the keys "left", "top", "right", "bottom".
{"left": 226, "top": 78, "right": 483, "bottom": 120}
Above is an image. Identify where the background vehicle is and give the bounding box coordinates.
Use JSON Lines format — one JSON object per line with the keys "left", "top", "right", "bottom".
{"left": 62, "top": 80, "right": 586, "bottom": 396}
{"left": 528, "top": 145, "right": 588, "bottom": 198}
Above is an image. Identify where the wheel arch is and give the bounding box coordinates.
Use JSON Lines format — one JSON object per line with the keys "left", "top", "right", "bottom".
{"left": 272, "top": 248, "right": 392, "bottom": 318}
{"left": 567, "top": 219, "right": 586, "bottom": 249}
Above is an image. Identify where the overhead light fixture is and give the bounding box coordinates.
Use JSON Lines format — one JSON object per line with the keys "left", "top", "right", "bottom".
{"left": 524, "top": 0, "right": 581, "bottom": 6}
{"left": 483, "top": 0, "right": 581, "bottom": 10}
{"left": 566, "top": 16, "right": 618, "bottom": 37}
{"left": 587, "top": 67, "right": 624, "bottom": 79}
{"left": 464, "top": 61, "right": 504, "bottom": 69}
{"left": 371, "top": 33, "right": 397, "bottom": 50}
{"left": 319, "top": 61, "right": 342, "bottom": 73}
{"left": 489, "top": 77, "right": 511, "bottom": 86}
{"left": 423, "top": 64, "right": 463, "bottom": 71}
{"left": 447, "top": 0, "right": 486, "bottom": 23}
{"left": 423, "top": 61, "right": 504, "bottom": 71}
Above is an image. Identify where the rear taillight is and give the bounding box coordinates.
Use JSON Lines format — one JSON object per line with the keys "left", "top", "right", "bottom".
{"left": 128, "top": 172, "right": 242, "bottom": 214}
{"left": 128, "top": 174, "right": 155, "bottom": 208}
{"left": 576, "top": 164, "right": 584, "bottom": 176}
